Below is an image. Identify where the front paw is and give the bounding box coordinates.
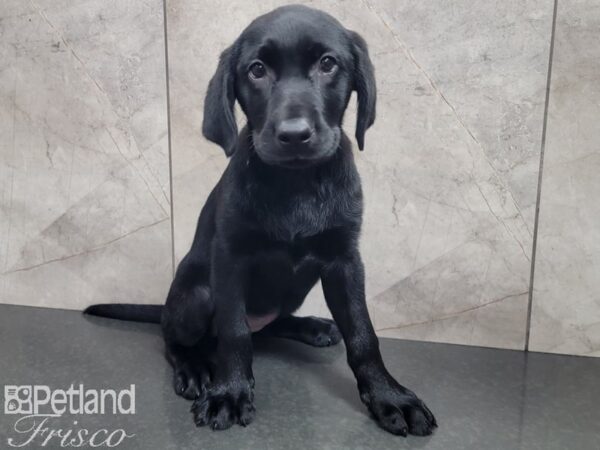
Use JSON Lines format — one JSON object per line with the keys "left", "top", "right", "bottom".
{"left": 361, "top": 382, "right": 437, "bottom": 437}
{"left": 191, "top": 379, "right": 255, "bottom": 430}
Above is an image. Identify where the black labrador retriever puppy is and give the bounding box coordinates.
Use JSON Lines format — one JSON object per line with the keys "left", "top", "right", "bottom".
{"left": 86, "top": 4, "right": 436, "bottom": 437}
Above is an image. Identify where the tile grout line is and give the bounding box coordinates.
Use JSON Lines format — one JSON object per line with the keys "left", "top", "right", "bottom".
{"left": 162, "top": 0, "right": 176, "bottom": 278}
{"left": 525, "top": 0, "right": 559, "bottom": 352}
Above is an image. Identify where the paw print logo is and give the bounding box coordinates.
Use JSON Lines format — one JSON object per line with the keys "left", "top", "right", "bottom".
{"left": 4, "top": 386, "right": 32, "bottom": 414}
{"left": 6, "top": 399, "right": 19, "bottom": 412}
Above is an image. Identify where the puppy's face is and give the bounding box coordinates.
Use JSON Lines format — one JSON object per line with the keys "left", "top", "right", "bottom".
{"left": 202, "top": 5, "right": 376, "bottom": 168}
{"left": 236, "top": 10, "right": 354, "bottom": 168}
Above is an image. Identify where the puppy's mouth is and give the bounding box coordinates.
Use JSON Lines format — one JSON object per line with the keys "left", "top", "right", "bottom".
{"left": 264, "top": 155, "right": 329, "bottom": 169}
{"left": 251, "top": 129, "right": 340, "bottom": 169}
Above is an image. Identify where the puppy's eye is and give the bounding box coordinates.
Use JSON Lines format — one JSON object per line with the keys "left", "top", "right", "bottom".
{"left": 319, "top": 56, "right": 337, "bottom": 73}
{"left": 249, "top": 62, "right": 266, "bottom": 79}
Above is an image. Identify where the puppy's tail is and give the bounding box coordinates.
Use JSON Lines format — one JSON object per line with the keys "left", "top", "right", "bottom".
{"left": 83, "top": 304, "right": 163, "bottom": 324}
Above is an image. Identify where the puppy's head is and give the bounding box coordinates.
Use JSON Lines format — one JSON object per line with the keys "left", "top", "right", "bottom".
{"left": 202, "top": 5, "right": 376, "bottom": 168}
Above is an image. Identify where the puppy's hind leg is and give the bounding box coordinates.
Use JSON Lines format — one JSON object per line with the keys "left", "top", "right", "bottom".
{"left": 258, "top": 315, "right": 343, "bottom": 347}
{"left": 162, "top": 273, "right": 215, "bottom": 400}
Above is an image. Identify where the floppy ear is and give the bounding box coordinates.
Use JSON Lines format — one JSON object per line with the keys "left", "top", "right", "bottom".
{"left": 202, "top": 45, "right": 238, "bottom": 156}
{"left": 349, "top": 31, "right": 376, "bottom": 150}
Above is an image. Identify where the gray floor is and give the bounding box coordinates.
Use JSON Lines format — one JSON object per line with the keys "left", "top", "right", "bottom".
{"left": 0, "top": 304, "right": 599, "bottom": 450}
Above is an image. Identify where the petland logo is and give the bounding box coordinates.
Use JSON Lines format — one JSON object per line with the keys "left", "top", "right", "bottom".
{"left": 3, "top": 384, "right": 136, "bottom": 447}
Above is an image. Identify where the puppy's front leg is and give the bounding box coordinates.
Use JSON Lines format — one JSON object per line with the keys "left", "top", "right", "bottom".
{"left": 191, "top": 241, "right": 255, "bottom": 430}
{"left": 321, "top": 251, "right": 437, "bottom": 437}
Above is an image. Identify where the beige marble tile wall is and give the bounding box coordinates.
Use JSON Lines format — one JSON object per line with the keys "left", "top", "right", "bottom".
{"left": 529, "top": 0, "right": 600, "bottom": 357}
{"left": 167, "top": 0, "right": 553, "bottom": 350}
{"left": 0, "top": 0, "right": 171, "bottom": 309}
{"left": 8, "top": 0, "right": 596, "bottom": 357}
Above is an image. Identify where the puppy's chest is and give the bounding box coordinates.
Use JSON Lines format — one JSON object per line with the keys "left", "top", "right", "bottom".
{"left": 257, "top": 190, "right": 345, "bottom": 241}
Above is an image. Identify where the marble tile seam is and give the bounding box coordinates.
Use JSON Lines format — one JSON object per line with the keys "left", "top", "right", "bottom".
{"left": 525, "top": 0, "right": 559, "bottom": 352}
{"left": 162, "top": 0, "right": 176, "bottom": 279}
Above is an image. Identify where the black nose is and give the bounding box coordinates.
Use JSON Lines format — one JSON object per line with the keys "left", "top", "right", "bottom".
{"left": 276, "top": 118, "right": 313, "bottom": 145}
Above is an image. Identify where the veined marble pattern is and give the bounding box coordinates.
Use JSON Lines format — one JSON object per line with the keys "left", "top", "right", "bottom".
{"left": 168, "top": 1, "right": 553, "bottom": 349}
{"left": 0, "top": 0, "right": 171, "bottom": 309}
{"left": 2, "top": 0, "right": 596, "bottom": 355}
{"left": 530, "top": 0, "right": 600, "bottom": 356}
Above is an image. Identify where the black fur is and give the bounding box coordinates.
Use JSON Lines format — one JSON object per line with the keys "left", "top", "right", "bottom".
{"left": 85, "top": 5, "right": 436, "bottom": 436}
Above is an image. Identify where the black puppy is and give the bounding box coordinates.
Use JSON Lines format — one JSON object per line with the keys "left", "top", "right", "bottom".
{"left": 86, "top": 5, "right": 436, "bottom": 437}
